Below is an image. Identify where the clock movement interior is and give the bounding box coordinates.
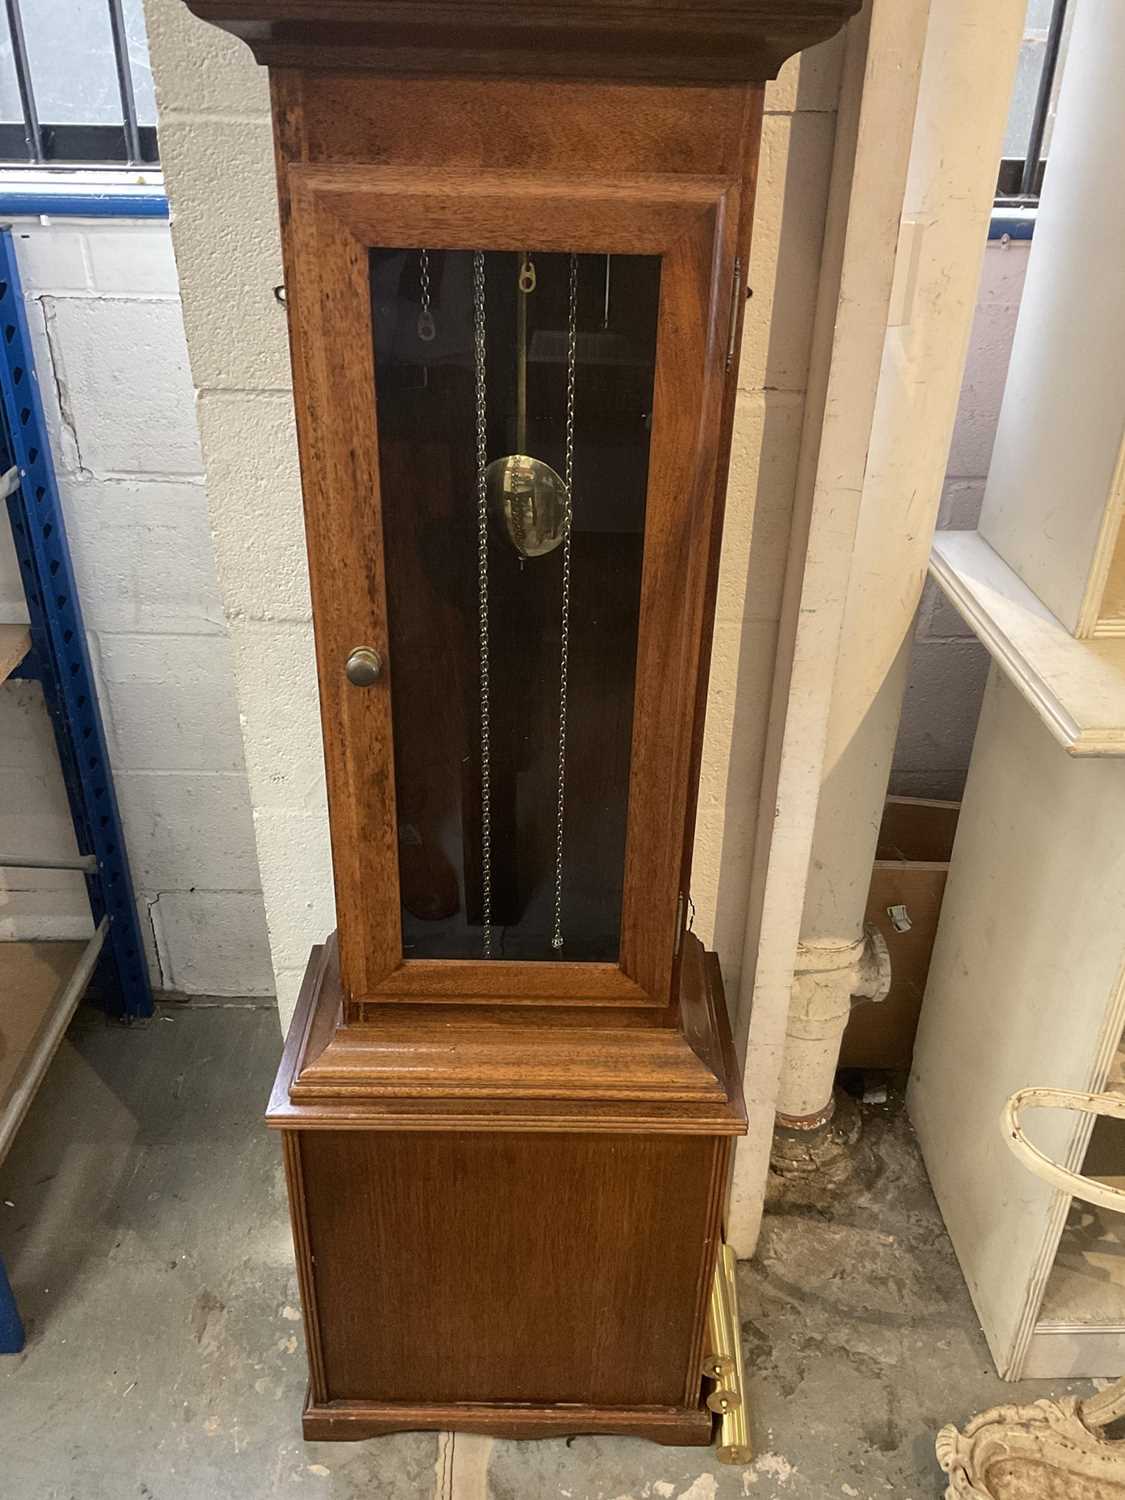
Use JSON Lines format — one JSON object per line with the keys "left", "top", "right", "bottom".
{"left": 370, "top": 247, "right": 661, "bottom": 964}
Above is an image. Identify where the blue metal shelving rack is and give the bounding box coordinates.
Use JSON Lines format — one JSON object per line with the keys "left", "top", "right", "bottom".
{"left": 0, "top": 225, "right": 153, "bottom": 1352}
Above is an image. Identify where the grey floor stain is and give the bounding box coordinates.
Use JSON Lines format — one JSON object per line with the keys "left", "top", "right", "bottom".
{"left": 0, "top": 1009, "right": 1090, "bottom": 1498}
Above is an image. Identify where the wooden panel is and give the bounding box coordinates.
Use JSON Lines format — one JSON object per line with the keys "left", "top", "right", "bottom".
{"left": 843, "top": 796, "right": 960, "bottom": 1071}
{"left": 291, "top": 165, "right": 728, "bottom": 254}
{"left": 908, "top": 668, "right": 1125, "bottom": 1378}
{"left": 294, "top": 1022, "right": 728, "bottom": 1103}
{"left": 278, "top": 163, "right": 740, "bottom": 1009}
{"left": 293, "top": 75, "right": 752, "bottom": 177}
{"left": 0, "top": 935, "right": 105, "bottom": 1163}
{"left": 281, "top": 1132, "right": 328, "bottom": 1403}
{"left": 1040, "top": 1195, "right": 1125, "bottom": 1329}
{"left": 0, "top": 624, "right": 29, "bottom": 683}
{"left": 277, "top": 186, "right": 394, "bottom": 1000}
{"left": 297, "top": 1127, "right": 726, "bottom": 1407}
{"left": 185, "top": 1, "right": 861, "bottom": 83}
{"left": 840, "top": 863, "right": 948, "bottom": 1071}
{"left": 363, "top": 960, "right": 650, "bottom": 1006}
{"left": 620, "top": 205, "right": 739, "bottom": 1005}
{"left": 301, "top": 1396, "right": 712, "bottom": 1445}
{"left": 1022, "top": 1325, "right": 1125, "bottom": 1380}
{"left": 269, "top": 935, "right": 748, "bottom": 1133}
{"left": 0, "top": 941, "right": 86, "bottom": 1117}
{"left": 875, "top": 795, "right": 960, "bottom": 864}
{"left": 1098, "top": 524, "right": 1125, "bottom": 635}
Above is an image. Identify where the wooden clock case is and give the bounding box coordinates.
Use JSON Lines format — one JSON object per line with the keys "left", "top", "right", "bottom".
{"left": 184, "top": 0, "right": 860, "bottom": 1447}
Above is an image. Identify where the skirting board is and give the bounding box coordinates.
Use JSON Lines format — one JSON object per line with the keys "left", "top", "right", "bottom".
{"left": 1022, "top": 1327, "right": 1125, "bottom": 1380}
{"left": 303, "top": 1393, "right": 714, "bottom": 1445}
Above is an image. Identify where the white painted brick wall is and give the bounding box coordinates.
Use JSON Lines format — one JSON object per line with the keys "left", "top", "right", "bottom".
{"left": 693, "top": 52, "right": 844, "bottom": 992}
{"left": 891, "top": 237, "right": 1031, "bottom": 800}
{"left": 0, "top": 217, "right": 272, "bottom": 995}
{"left": 143, "top": 0, "right": 329, "bottom": 1026}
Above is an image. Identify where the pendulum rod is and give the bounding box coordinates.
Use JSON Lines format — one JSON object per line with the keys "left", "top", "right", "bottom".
{"left": 473, "top": 250, "right": 493, "bottom": 957}
{"left": 516, "top": 252, "right": 532, "bottom": 451}
{"left": 551, "top": 253, "right": 579, "bottom": 951}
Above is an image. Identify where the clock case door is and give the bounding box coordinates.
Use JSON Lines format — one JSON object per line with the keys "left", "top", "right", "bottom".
{"left": 276, "top": 78, "right": 755, "bottom": 1020}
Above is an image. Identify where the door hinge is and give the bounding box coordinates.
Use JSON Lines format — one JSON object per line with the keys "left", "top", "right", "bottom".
{"left": 725, "top": 257, "right": 742, "bottom": 371}
{"left": 674, "top": 891, "right": 686, "bottom": 955}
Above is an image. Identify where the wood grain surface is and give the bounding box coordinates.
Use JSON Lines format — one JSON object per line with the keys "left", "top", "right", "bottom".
{"left": 273, "top": 79, "right": 757, "bottom": 1012}
{"left": 185, "top": 1, "right": 861, "bottom": 83}
{"left": 300, "top": 1397, "right": 714, "bottom": 1445}
{"left": 296, "top": 1127, "right": 728, "bottom": 1407}
{"left": 178, "top": 0, "right": 858, "bottom": 1446}
{"left": 268, "top": 935, "right": 748, "bottom": 1132}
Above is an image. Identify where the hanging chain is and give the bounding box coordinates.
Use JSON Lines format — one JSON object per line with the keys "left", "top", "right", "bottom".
{"left": 551, "top": 253, "right": 579, "bottom": 951}
{"left": 473, "top": 252, "right": 492, "bottom": 957}
{"left": 417, "top": 248, "right": 436, "bottom": 342}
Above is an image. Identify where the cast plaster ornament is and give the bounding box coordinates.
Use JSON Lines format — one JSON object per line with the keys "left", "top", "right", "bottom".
{"left": 936, "top": 1390, "right": 1125, "bottom": 1499}
{"left": 936, "top": 1087, "right": 1125, "bottom": 1499}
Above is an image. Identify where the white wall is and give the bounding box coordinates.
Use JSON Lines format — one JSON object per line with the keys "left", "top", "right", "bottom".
{"left": 145, "top": 0, "right": 848, "bottom": 1028}
{"left": 890, "top": 236, "right": 1030, "bottom": 800}
{"left": 884, "top": 0, "right": 1063, "bottom": 800}
{"left": 693, "top": 40, "right": 848, "bottom": 995}
{"left": 0, "top": 217, "right": 272, "bottom": 996}
{"left": 144, "top": 0, "right": 329, "bottom": 1027}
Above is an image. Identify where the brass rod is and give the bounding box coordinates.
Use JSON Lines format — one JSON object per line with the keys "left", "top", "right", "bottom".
{"left": 717, "top": 1242, "right": 752, "bottom": 1463}
{"left": 705, "top": 1241, "right": 752, "bottom": 1465}
{"left": 706, "top": 1259, "right": 735, "bottom": 1379}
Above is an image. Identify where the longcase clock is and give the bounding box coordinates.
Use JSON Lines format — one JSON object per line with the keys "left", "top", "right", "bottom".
{"left": 184, "top": 0, "right": 860, "bottom": 1449}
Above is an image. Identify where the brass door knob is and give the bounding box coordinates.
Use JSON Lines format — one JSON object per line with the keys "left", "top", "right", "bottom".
{"left": 345, "top": 646, "right": 384, "bottom": 686}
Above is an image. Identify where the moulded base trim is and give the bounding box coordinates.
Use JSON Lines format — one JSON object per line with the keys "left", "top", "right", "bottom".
{"left": 302, "top": 1391, "right": 715, "bottom": 1446}
{"left": 1020, "top": 1325, "right": 1125, "bottom": 1379}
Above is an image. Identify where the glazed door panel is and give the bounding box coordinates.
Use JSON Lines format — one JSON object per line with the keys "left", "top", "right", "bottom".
{"left": 282, "top": 168, "right": 739, "bottom": 1009}
{"left": 372, "top": 246, "right": 660, "bottom": 966}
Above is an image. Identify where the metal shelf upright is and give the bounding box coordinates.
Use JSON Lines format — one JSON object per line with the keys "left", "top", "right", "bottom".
{"left": 0, "top": 224, "right": 153, "bottom": 1353}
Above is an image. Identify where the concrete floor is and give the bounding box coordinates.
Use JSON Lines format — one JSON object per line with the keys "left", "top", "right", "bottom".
{"left": 0, "top": 1003, "right": 1086, "bottom": 1500}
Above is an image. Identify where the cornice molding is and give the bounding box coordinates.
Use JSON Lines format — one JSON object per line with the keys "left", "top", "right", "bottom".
{"left": 182, "top": 0, "right": 861, "bottom": 83}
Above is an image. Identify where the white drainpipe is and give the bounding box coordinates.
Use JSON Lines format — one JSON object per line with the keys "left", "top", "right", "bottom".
{"left": 773, "top": 0, "right": 1027, "bottom": 1136}
{"left": 777, "top": 929, "right": 891, "bottom": 1126}
{"left": 729, "top": 0, "right": 1027, "bottom": 1250}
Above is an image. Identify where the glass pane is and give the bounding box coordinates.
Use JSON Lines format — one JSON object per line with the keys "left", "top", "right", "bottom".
{"left": 1002, "top": 0, "right": 1073, "bottom": 164}
{"left": 124, "top": 0, "right": 158, "bottom": 127}
{"left": 0, "top": 38, "right": 19, "bottom": 129}
{"left": 21, "top": 0, "right": 121, "bottom": 125}
{"left": 370, "top": 248, "right": 661, "bottom": 962}
{"left": 1038, "top": 0, "right": 1074, "bottom": 160}
{"left": 1003, "top": 33, "right": 1049, "bottom": 160}
{"left": 0, "top": 0, "right": 155, "bottom": 129}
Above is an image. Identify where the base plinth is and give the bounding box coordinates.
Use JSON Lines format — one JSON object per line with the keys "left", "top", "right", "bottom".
{"left": 268, "top": 936, "right": 746, "bottom": 1445}
{"left": 302, "top": 1393, "right": 714, "bottom": 1445}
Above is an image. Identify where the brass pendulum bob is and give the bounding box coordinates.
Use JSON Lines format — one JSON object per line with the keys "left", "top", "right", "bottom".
{"left": 486, "top": 253, "right": 569, "bottom": 560}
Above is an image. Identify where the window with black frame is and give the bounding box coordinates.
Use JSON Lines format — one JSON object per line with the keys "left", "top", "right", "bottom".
{"left": 0, "top": 0, "right": 158, "bottom": 167}
{"left": 996, "top": 0, "right": 1071, "bottom": 207}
